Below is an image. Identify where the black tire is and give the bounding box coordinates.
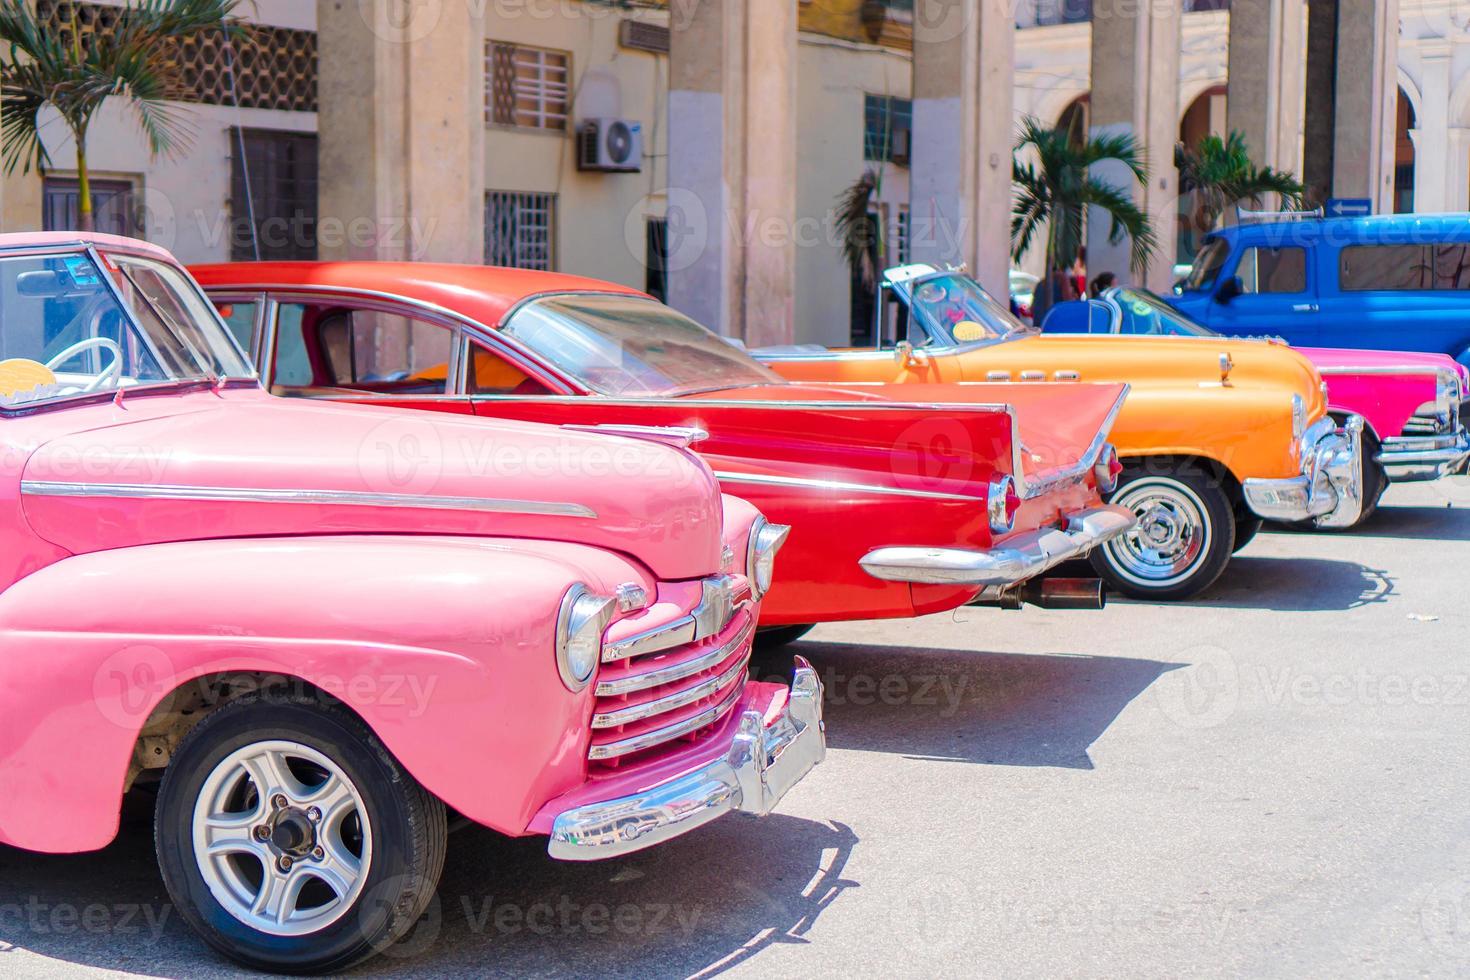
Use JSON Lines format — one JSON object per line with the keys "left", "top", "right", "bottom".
{"left": 155, "top": 693, "right": 447, "bottom": 974}
{"left": 1092, "top": 462, "right": 1236, "bottom": 601}
{"left": 1233, "top": 513, "right": 1265, "bottom": 553}
{"left": 754, "top": 624, "right": 816, "bottom": 651}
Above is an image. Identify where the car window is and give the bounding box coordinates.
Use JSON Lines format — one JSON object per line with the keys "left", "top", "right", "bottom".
{"left": 214, "top": 300, "right": 259, "bottom": 354}
{"left": 1183, "top": 238, "right": 1230, "bottom": 291}
{"left": 1111, "top": 289, "right": 1215, "bottom": 336}
{"left": 272, "top": 302, "right": 454, "bottom": 395}
{"left": 465, "top": 341, "right": 551, "bottom": 395}
{"left": 1340, "top": 242, "right": 1470, "bottom": 291}
{"left": 1236, "top": 246, "right": 1307, "bottom": 294}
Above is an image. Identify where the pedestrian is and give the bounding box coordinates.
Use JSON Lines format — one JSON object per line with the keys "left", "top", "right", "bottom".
{"left": 1089, "top": 272, "right": 1116, "bottom": 298}
{"left": 1070, "top": 246, "right": 1088, "bottom": 299}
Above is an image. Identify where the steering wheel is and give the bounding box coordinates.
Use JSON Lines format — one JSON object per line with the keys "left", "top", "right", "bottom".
{"left": 46, "top": 337, "right": 124, "bottom": 393}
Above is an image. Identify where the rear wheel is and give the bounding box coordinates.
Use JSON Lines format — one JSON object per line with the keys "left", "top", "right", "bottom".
{"left": 155, "top": 693, "right": 447, "bottom": 974}
{"left": 1093, "top": 463, "right": 1235, "bottom": 601}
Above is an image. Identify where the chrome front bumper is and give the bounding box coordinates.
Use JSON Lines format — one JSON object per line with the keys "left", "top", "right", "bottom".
{"left": 547, "top": 659, "right": 825, "bottom": 861}
{"left": 1378, "top": 428, "right": 1470, "bottom": 482}
{"left": 1243, "top": 415, "right": 1366, "bottom": 527}
{"left": 858, "top": 504, "right": 1136, "bottom": 586}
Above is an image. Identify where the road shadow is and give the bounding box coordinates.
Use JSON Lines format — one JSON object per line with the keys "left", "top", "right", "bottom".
{"left": 1276, "top": 503, "right": 1470, "bottom": 543}
{"left": 0, "top": 784, "right": 857, "bottom": 979}
{"left": 1180, "top": 555, "right": 1395, "bottom": 611}
{"left": 757, "top": 641, "right": 1180, "bottom": 770}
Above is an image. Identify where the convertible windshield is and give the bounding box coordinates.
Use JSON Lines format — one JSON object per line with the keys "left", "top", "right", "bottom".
{"left": 0, "top": 250, "right": 253, "bottom": 409}
{"left": 501, "top": 293, "right": 784, "bottom": 396}
{"left": 904, "top": 274, "right": 1033, "bottom": 345}
{"left": 1110, "top": 288, "right": 1216, "bottom": 337}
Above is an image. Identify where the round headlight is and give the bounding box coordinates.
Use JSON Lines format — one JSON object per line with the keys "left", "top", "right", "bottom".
{"left": 555, "top": 585, "right": 616, "bottom": 692}
{"left": 746, "top": 515, "right": 792, "bottom": 598}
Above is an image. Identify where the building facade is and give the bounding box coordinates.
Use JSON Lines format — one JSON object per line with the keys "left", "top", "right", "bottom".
{"left": 0, "top": 0, "right": 1450, "bottom": 345}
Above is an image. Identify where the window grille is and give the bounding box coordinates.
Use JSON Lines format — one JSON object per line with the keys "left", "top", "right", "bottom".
{"left": 486, "top": 42, "right": 570, "bottom": 130}
{"left": 485, "top": 192, "right": 557, "bottom": 271}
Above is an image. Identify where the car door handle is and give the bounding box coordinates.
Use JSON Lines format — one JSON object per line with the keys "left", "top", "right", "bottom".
{"left": 1291, "top": 303, "right": 1319, "bottom": 313}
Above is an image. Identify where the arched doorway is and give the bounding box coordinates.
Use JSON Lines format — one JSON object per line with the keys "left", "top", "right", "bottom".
{"left": 1056, "top": 93, "right": 1090, "bottom": 144}
{"left": 1395, "top": 87, "right": 1416, "bottom": 214}
{"left": 1177, "top": 85, "right": 1227, "bottom": 266}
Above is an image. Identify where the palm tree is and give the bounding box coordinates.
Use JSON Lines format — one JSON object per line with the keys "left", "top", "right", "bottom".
{"left": 0, "top": 0, "right": 246, "bottom": 231}
{"left": 1175, "top": 130, "right": 1304, "bottom": 234}
{"left": 1010, "top": 115, "right": 1158, "bottom": 290}
{"left": 836, "top": 170, "right": 882, "bottom": 290}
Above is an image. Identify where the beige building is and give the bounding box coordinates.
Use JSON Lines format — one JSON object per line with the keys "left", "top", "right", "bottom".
{"left": 0, "top": 0, "right": 1432, "bottom": 346}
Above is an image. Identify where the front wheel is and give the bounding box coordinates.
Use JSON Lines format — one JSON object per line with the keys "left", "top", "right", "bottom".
{"left": 155, "top": 693, "right": 447, "bottom": 974}
{"left": 1092, "top": 463, "right": 1236, "bottom": 601}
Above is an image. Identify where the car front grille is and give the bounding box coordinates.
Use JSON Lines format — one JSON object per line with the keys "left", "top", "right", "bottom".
{"left": 587, "top": 576, "right": 754, "bottom": 770}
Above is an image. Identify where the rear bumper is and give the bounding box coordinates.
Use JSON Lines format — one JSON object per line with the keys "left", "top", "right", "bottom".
{"left": 546, "top": 659, "right": 825, "bottom": 861}
{"left": 1378, "top": 429, "right": 1470, "bottom": 482}
{"left": 857, "top": 504, "right": 1135, "bottom": 586}
{"left": 1243, "top": 415, "right": 1365, "bottom": 527}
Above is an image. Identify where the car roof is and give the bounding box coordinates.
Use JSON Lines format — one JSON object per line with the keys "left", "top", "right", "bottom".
{"left": 1211, "top": 212, "right": 1470, "bottom": 247}
{"left": 190, "top": 261, "right": 650, "bottom": 327}
{"left": 0, "top": 231, "right": 178, "bottom": 262}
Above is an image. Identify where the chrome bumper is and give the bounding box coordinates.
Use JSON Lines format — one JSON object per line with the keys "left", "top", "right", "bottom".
{"left": 1243, "top": 415, "right": 1366, "bottom": 527}
{"left": 547, "top": 659, "right": 825, "bottom": 861}
{"left": 858, "top": 504, "right": 1136, "bottom": 586}
{"left": 1378, "top": 428, "right": 1470, "bottom": 482}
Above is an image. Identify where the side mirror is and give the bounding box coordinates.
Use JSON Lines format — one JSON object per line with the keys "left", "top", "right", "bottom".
{"left": 1216, "top": 276, "right": 1243, "bottom": 304}
{"left": 893, "top": 340, "right": 927, "bottom": 368}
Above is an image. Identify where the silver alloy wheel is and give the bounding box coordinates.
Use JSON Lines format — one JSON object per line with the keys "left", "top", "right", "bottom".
{"left": 1103, "top": 477, "right": 1212, "bottom": 588}
{"left": 191, "top": 740, "right": 373, "bottom": 937}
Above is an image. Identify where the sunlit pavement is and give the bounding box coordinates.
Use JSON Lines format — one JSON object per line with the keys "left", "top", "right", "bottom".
{"left": 4, "top": 479, "right": 1470, "bottom": 978}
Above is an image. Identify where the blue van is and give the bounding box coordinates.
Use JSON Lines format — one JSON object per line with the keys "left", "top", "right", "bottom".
{"left": 1168, "top": 213, "right": 1470, "bottom": 366}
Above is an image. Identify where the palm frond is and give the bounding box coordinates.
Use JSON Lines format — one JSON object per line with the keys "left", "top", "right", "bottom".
{"left": 835, "top": 170, "right": 880, "bottom": 289}
{"left": 1080, "top": 177, "right": 1157, "bottom": 277}
{"left": 1177, "top": 129, "right": 1305, "bottom": 228}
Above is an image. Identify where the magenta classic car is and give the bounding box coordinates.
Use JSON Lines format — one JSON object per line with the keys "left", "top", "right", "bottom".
{"left": 1041, "top": 287, "right": 1470, "bottom": 517}
{"left": 0, "top": 235, "right": 822, "bottom": 972}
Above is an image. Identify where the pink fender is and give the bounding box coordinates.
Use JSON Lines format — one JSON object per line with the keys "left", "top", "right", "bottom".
{"left": 1301, "top": 346, "right": 1468, "bottom": 439}
{"left": 0, "top": 534, "right": 656, "bottom": 854}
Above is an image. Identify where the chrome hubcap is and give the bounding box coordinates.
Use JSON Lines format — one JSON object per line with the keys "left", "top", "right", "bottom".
{"left": 192, "top": 740, "right": 372, "bottom": 937}
{"left": 1105, "top": 479, "right": 1210, "bottom": 587}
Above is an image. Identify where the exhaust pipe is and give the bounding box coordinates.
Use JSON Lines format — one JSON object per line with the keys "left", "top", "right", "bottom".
{"left": 969, "top": 577, "right": 1107, "bottom": 611}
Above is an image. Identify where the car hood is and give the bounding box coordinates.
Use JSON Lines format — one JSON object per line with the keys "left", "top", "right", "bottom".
{"left": 18, "top": 389, "right": 723, "bottom": 580}
{"left": 1001, "top": 333, "right": 1326, "bottom": 407}
{"left": 1298, "top": 346, "right": 1470, "bottom": 388}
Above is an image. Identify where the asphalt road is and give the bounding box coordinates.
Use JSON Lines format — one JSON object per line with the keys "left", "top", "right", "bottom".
{"left": 5, "top": 480, "right": 1470, "bottom": 978}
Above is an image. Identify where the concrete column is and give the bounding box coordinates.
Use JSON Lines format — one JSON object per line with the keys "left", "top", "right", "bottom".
{"left": 1446, "top": 129, "right": 1470, "bottom": 211}
{"left": 1303, "top": 0, "right": 1400, "bottom": 211}
{"left": 667, "top": 0, "right": 797, "bottom": 345}
{"left": 1226, "top": 0, "right": 1306, "bottom": 177}
{"left": 0, "top": 171, "right": 43, "bottom": 233}
{"left": 909, "top": 0, "right": 1015, "bottom": 298}
{"left": 316, "top": 0, "right": 484, "bottom": 263}
{"left": 1409, "top": 44, "right": 1451, "bottom": 212}
{"left": 1087, "top": 0, "right": 1180, "bottom": 292}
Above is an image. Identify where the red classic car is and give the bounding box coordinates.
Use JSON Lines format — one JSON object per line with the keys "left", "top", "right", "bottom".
{"left": 193, "top": 262, "right": 1135, "bottom": 640}
{"left": 0, "top": 235, "right": 823, "bottom": 972}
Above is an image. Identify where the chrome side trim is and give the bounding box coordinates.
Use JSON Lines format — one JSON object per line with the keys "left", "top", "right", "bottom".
{"left": 712, "top": 470, "right": 982, "bottom": 503}
{"left": 597, "top": 617, "right": 756, "bottom": 696}
{"left": 563, "top": 423, "right": 709, "bottom": 448}
{"left": 591, "top": 654, "right": 752, "bottom": 729}
{"left": 548, "top": 659, "right": 825, "bottom": 860}
{"left": 18, "top": 481, "right": 598, "bottom": 518}
{"left": 587, "top": 684, "right": 746, "bottom": 761}
{"left": 1316, "top": 365, "right": 1459, "bottom": 377}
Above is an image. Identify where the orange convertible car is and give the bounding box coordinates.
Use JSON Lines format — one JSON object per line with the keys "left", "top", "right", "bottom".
{"left": 759, "top": 264, "right": 1367, "bottom": 601}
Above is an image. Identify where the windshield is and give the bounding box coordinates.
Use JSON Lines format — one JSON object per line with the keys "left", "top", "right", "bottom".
{"left": 501, "top": 293, "right": 785, "bottom": 396}
{"left": 904, "top": 274, "right": 1034, "bottom": 345}
{"left": 1182, "top": 238, "right": 1230, "bottom": 292}
{"left": 0, "top": 250, "right": 254, "bottom": 409}
{"left": 1110, "top": 288, "right": 1217, "bottom": 337}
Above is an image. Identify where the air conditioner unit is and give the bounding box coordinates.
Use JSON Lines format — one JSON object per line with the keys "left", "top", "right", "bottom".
{"left": 891, "top": 127, "right": 912, "bottom": 166}
{"left": 577, "top": 118, "right": 643, "bottom": 173}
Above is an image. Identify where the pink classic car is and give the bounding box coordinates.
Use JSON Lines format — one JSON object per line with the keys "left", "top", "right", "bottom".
{"left": 0, "top": 235, "right": 823, "bottom": 972}
{"left": 1040, "top": 287, "right": 1470, "bottom": 517}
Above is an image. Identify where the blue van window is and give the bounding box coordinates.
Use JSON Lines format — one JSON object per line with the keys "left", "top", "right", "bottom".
{"left": 1184, "top": 239, "right": 1230, "bottom": 291}
{"left": 1340, "top": 243, "right": 1470, "bottom": 291}
{"left": 1237, "top": 247, "right": 1306, "bottom": 294}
